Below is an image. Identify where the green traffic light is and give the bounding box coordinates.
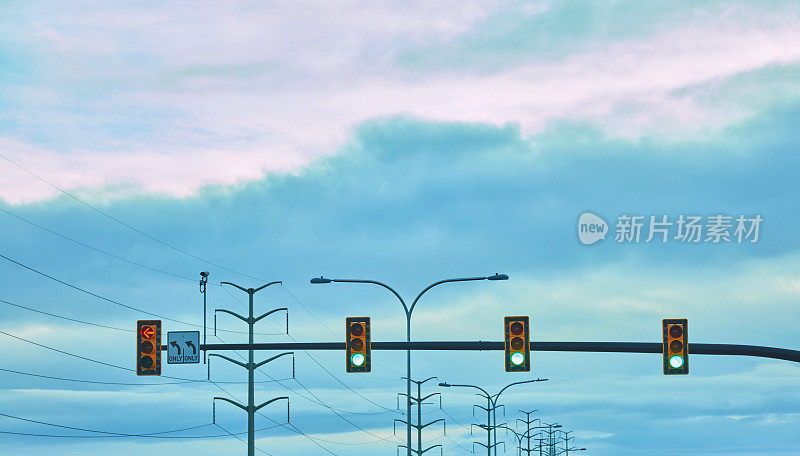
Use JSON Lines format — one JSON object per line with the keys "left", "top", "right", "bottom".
{"left": 669, "top": 355, "right": 685, "bottom": 369}
{"left": 510, "top": 352, "right": 525, "bottom": 366}
{"left": 351, "top": 353, "right": 366, "bottom": 367}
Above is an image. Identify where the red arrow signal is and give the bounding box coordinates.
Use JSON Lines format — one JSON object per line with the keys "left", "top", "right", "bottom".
{"left": 140, "top": 325, "right": 154, "bottom": 339}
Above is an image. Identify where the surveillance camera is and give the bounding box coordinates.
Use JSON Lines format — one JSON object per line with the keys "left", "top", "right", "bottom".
{"left": 200, "top": 271, "right": 209, "bottom": 277}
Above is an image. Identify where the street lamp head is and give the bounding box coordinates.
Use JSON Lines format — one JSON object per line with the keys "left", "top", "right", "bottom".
{"left": 310, "top": 276, "right": 332, "bottom": 284}
{"left": 438, "top": 382, "right": 450, "bottom": 387}
{"left": 200, "top": 271, "right": 209, "bottom": 278}
{"left": 487, "top": 273, "right": 509, "bottom": 281}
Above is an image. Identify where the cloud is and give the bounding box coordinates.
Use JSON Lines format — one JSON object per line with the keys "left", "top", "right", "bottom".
{"left": 2, "top": 1, "right": 800, "bottom": 203}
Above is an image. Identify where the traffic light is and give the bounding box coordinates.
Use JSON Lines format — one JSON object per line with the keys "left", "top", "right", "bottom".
{"left": 504, "top": 316, "right": 530, "bottom": 372}
{"left": 137, "top": 320, "right": 161, "bottom": 376}
{"left": 663, "top": 319, "right": 688, "bottom": 375}
{"left": 346, "top": 317, "right": 370, "bottom": 373}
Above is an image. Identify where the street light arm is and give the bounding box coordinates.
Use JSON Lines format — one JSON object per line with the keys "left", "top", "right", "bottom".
{"left": 495, "top": 378, "right": 548, "bottom": 400}
{"left": 220, "top": 281, "right": 249, "bottom": 293}
{"left": 328, "top": 278, "right": 408, "bottom": 313}
{"left": 253, "top": 281, "right": 282, "bottom": 293}
{"left": 409, "top": 276, "right": 488, "bottom": 314}
{"left": 440, "top": 382, "right": 491, "bottom": 398}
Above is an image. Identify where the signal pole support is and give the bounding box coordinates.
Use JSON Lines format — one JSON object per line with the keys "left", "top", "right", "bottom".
{"left": 200, "top": 272, "right": 209, "bottom": 364}
{"left": 214, "top": 280, "right": 289, "bottom": 456}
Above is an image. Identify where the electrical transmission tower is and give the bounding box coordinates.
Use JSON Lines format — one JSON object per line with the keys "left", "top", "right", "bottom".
{"left": 517, "top": 409, "right": 539, "bottom": 456}
{"left": 209, "top": 280, "right": 291, "bottom": 456}
{"left": 470, "top": 396, "right": 505, "bottom": 455}
{"left": 395, "top": 377, "right": 446, "bottom": 456}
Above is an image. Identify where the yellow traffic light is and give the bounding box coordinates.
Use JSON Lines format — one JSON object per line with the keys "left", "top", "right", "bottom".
{"left": 663, "top": 319, "right": 688, "bottom": 375}
{"left": 346, "top": 317, "right": 371, "bottom": 373}
{"left": 137, "top": 320, "right": 161, "bottom": 376}
{"left": 504, "top": 316, "right": 530, "bottom": 372}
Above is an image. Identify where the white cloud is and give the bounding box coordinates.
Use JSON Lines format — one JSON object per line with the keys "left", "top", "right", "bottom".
{"left": 2, "top": 2, "right": 800, "bottom": 203}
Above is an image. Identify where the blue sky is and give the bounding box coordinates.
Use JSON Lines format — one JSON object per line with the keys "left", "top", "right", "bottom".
{"left": 1, "top": 1, "right": 800, "bottom": 455}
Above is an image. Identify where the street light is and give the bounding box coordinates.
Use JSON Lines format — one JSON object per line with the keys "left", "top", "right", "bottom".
{"left": 439, "top": 378, "right": 548, "bottom": 456}
{"left": 311, "top": 273, "right": 508, "bottom": 456}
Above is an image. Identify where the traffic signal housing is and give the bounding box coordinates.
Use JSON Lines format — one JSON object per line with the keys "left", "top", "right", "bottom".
{"left": 504, "top": 316, "right": 530, "bottom": 372}
{"left": 346, "top": 317, "right": 371, "bottom": 373}
{"left": 663, "top": 319, "right": 688, "bottom": 375}
{"left": 137, "top": 320, "right": 161, "bottom": 376}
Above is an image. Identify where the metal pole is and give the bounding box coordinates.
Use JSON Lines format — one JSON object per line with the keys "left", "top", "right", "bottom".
{"left": 248, "top": 288, "right": 255, "bottom": 456}
{"left": 486, "top": 395, "right": 492, "bottom": 456}
{"left": 200, "top": 272, "right": 208, "bottom": 364}
{"left": 417, "top": 378, "right": 422, "bottom": 454}
{"left": 203, "top": 283, "right": 207, "bottom": 363}
{"left": 407, "top": 314, "right": 412, "bottom": 456}
{"left": 491, "top": 397, "right": 497, "bottom": 456}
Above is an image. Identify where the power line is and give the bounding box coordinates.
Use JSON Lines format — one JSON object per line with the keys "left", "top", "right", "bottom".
{"left": 0, "top": 328, "right": 200, "bottom": 381}
{"left": 0, "top": 366, "right": 292, "bottom": 386}
{"left": 0, "top": 411, "right": 286, "bottom": 439}
{"left": 0, "top": 252, "right": 198, "bottom": 326}
{"left": 214, "top": 422, "right": 275, "bottom": 456}
{"left": 209, "top": 379, "right": 341, "bottom": 456}
{"left": 0, "top": 366, "right": 196, "bottom": 386}
{"left": 279, "top": 284, "right": 405, "bottom": 404}
{"left": 0, "top": 151, "right": 265, "bottom": 283}
{"left": 216, "top": 286, "right": 401, "bottom": 418}
{"left": 0, "top": 412, "right": 211, "bottom": 437}
{"left": 0, "top": 252, "right": 275, "bottom": 336}
{"left": 0, "top": 207, "right": 196, "bottom": 282}
{"left": 0, "top": 331, "right": 289, "bottom": 385}
{"left": 1, "top": 297, "right": 131, "bottom": 333}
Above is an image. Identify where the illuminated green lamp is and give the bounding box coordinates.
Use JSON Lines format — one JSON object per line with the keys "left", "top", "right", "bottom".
{"left": 669, "top": 355, "right": 685, "bottom": 369}
{"left": 351, "top": 353, "right": 366, "bottom": 367}
{"left": 510, "top": 352, "right": 525, "bottom": 366}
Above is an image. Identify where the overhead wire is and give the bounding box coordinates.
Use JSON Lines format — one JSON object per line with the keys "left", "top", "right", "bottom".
{"left": 0, "top": 412, "right": 212, "bottom": 437}
{"left": 281, "top": 283, "right": 405, "bottom": 376}
{"left": 213, "top": 422, "right": 275, "bottom": 456}
{"left": 0, "top": 253, "right": 276, "bottom": 336}
{"left": 0, "top": 206, "right": 196, "bottom": 282}
{"left": 0, "top": 329, "right": 289, "bottom": 385}
{"left": 2, "top": 156, "right": 404, "bottom": 402}
{"left": 0, "top": 151, "right": 265, "bottom": 283}
{"left": 1, "top": 297, "right": 130, "bottom": 333}
{"left": 0, "top": 412, "right": 286, "bottom": 440}
{"left": 209, "top": 379, "right": 340, "bottom": 456}
{"left": 217, "top": 286, "right": 398, "bottom": 416}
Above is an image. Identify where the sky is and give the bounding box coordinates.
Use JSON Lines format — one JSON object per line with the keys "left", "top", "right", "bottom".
{"left": 1, "top": 1, "right": 800, "bottom": 455}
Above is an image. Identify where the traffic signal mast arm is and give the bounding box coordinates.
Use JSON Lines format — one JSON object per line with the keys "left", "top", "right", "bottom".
{"left": 194, "top": 341, "right": 800, "bottom": 363}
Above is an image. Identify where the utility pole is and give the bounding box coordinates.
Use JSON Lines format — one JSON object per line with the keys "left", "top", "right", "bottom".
{"left": 541, "top": 423, "right": 560, "bottom": 456}
{"left": 210, "top": 280, "right": 290, "bottom": 456}
{"left": 395, "top": 377, "right": 445, "bottom": 456}
{"left": 517, "top": 410, "right": 538, "bottom": 456}
{"left": 471, "top": 394, "right": 495, "bottom": 456}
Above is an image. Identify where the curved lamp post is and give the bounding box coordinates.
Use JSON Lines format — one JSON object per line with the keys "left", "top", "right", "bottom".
{"left": 439, "top": 379, "right": 548, "bottom": 456}
{"left": 311, "top": 273, "right": 508, "bottom": 456}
